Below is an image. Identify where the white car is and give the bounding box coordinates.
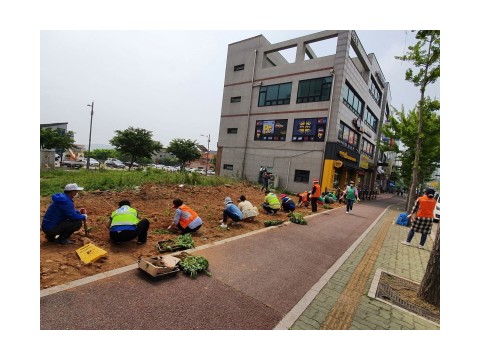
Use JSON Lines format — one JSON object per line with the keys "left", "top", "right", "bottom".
{"left": 79, "top": 158, "right": 100, "bottom": 167}
{"left": 433, "top": 193, "right": 440, "bottom": 222}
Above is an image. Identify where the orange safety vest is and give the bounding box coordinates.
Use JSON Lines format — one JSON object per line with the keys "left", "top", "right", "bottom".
{"left": 178, "top": 205, "right": 198, "bottom": 228}
{"left": 416, "top": 196, "right": 436, "bottom": 218}
{"left": 311, "top": 184, "right": 320, "bottom": 198}
{"left": 300, "top": 191, "right": 308, "bottom": 202}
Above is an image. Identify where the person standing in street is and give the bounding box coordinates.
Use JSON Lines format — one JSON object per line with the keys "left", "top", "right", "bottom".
{"left": 41, "top": 183, "right": 88, "bottom": 245}
{"left": 401, "top": 188, "right": 437, "bottom": 249}
{"left": 109, "top": 200, "right": 150, "bottom": 245}
{"left": 168, "top": 199, "right": 203, "bottom": 235}
{"left": 310, "top": 178, "right": 321, "bottom": 213}
{"left": 341, "top": 180, "right": 359, "bottom": 214}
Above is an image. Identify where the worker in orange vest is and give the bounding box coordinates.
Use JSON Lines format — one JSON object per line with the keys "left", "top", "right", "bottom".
{"left": 310, "top": 178, "right": 321, "bottom": 213}
{"left": 401, "top": 188, "right": 437, "bottom": 249}
{"left": 297, "top": 190, "right": 310, "bottom": 208}
{"left": 168, "top": 199, "right": 203, "bottom": 235}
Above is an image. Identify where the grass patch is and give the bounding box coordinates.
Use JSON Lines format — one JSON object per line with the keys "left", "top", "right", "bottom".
{"left": 40, "top": 168, "right": 238, "bottom": 196}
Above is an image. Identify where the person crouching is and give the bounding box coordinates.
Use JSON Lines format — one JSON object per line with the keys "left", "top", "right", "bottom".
{"left": 109, "top": 200, "right": 150, "bottom": 245}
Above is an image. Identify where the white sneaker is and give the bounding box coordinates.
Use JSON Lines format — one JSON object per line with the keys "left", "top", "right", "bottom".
{"left": 346, "top": 211, "right": 349, "bottom": 214}
{"left": 418, "top": 245, "right": 425, "bottom": 249}
{"left": 401, "top": 241, "right": 411, "bottom": 246}
{"left": 220, "top": 223, "right": 228, "bottom": 229}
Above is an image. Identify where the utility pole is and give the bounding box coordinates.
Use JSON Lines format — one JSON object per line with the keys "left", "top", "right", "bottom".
{"left": 201, "top": 134, "right": 210, "bottom": 175}
{"left": 86, "top": 101, "right": 94, "bottom": 170}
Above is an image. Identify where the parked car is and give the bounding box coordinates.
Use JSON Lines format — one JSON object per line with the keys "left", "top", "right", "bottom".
{"left": 79, "top": 158, "right": 100, "bottom": 167}
{"left": 433, "top": 193, "right": 440, "bottom": 222}
{"left": 105, "top": 158, "right": 125, "bottom": 168}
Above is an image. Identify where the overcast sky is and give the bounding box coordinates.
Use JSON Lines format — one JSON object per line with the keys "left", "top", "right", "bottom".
{"left": 40, "top": 30, "right": 440, "bottom": 151}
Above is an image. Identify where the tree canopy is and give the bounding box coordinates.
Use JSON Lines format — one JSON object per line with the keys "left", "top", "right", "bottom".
{"left": 40, "top": 128, "right": 75, "bottom": 151}
{"left": 383, "top": 98, "right": 440, "bottom": 188}
{"left": 166, "top": 138, "right": 201, "bottom": 170}
{"left": 109, "top": 127, "right": 162, "bottom": 170}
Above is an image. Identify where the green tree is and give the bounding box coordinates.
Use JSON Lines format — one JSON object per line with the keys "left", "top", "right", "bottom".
{"left": 109, "top": 127, "right": 162, "bottom": 170}
{"left": 85, "top": 148, "right": 118, "bottom": 161}
{"left": 395, "top": 30, "right": 440, "bottom": 212}
{"left": 166, "top": 139, "right": 201, "bottom": 170}
{"left": 383, "top": 98, "right": 440, "bottom": 190}
{"left": 40, "top": 128, "right": 75, "bottom": 151}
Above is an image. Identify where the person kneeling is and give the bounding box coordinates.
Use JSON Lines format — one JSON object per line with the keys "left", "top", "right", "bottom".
{"left": 220, "top": 197, "right": 243, "bottom": 228}
{"left": 109, "top": 200, "right": 150, "bottom": 245}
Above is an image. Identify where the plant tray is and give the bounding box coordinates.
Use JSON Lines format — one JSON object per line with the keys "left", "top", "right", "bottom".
{"left": 156, "top": 240, "right": 185, "bottom": 253}
{"left": 138, "top": 255, "right": 181, "bottom": 278}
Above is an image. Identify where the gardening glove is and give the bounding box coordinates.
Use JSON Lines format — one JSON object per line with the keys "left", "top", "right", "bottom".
{"left": 83, "top": 214, "right": 88, "bottom": 220}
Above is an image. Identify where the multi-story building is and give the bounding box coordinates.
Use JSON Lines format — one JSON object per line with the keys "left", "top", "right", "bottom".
{"left": 216, "top": 30, "right": 393, "bottom": 194}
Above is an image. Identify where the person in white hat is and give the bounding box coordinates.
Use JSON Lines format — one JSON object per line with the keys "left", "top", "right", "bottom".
{"left": 41, "top": 183, "right": 88, "bottom": 245}
{"left": 219, "top": 197, "right": 243, "bottom": 228}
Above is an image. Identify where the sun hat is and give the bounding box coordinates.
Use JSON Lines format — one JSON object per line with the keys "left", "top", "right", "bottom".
{"left": 313, "top": 178, "right": 319, "bottom": 182}
{"left": 224, "top": 197, "right": 233, "bottom": 205}
{"left": 425, "top": 188, "right": 435, "bottom": 197}
{"left": 64, "top": 183, "right": 84, "bottom": 191}
{"left": 280, "top": 194, "right": 286, "bottom": 199}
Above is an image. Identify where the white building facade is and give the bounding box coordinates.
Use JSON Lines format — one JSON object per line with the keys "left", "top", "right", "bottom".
{"left": 216, "top": 30, "right": 393, "bottom": 194}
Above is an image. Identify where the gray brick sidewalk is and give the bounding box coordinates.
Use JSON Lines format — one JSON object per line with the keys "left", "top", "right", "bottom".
{"left": 286, "top": 204, "right": 439, "bottom": 330}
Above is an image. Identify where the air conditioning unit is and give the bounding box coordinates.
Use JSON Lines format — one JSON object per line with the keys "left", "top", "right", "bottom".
{"left": 269, "top": 174, "right": 280, "bottom": 188}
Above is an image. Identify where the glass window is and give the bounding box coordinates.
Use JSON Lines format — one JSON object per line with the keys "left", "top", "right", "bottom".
{"left": 292, "top": 117, "right": 327, "bottom": 142}
{"left": 258, "top": 83, "right": 292, "bottom": 107}
{"left": 338, "top": 122, "right": 359, "bottom": 151}
{"left": 361, "top": 139, "right": 374, "bottom": 157}
{"left": 234, "top": 64, "right": 245, "bottom": 71}
{"left": 342, "top": 82, "right": 364, "bottom": 117}
{"left": 363, "top": 108, "right": 378, "bottom": 132}
{"left": 294, "top": 170, "right": 310, "bottom": 183}
{"left": 223, "top": 164, "right": 233, "bottom": 170}
{"left": 297, "top": 76, "right": 332, "bottom": 103}
{"left": 254, "top": 119, "right": 287, "bottom": 141}
{"left": 369, "top": 77, "right": 382, "bottom": 105}
{"left": 227, "top": 128, "right": 238, "bottom": 134}
{"left": 230, "top": 96, "right": 241, "bottom": 103}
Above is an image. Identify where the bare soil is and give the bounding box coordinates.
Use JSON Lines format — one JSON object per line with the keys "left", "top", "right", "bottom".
{"left": 40, "top": 183, "right": 337, "bottom": 289}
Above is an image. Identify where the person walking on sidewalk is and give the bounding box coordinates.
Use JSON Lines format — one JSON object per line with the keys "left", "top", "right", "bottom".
{"left": 219, "top": 197, "right": 243, "bottom": 228}
{"left": 310, "top": 178, "right": 321, "bottom": 213}
{"left": 168, "top": 199, "right": 203, "bottom": 235}
{"left": 41, "top": 183, "right": 88, "bottom": 245}
{"left": 401, "top": 188, "right": 437, "bottom": 249}
{"left": 109, "top": 200, "right": 150, "bottom": 245}
{"left": 341, "top": 180, "right": 359, "bottom": 214}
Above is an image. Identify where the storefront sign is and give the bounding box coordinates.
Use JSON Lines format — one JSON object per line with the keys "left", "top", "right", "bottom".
{"left": 352, "top": 118, "right": 364, "bottom": 133}
{"left": 360, "top": 154, "right": 371, "bottom": 170}
{"left": 333, "top": 160, "right": 343, "bottom": 168}
{"left": 339, "top": 151, "right": 356, "bottom": 162}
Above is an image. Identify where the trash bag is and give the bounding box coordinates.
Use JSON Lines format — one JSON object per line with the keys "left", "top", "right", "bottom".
{"left": 396, "top": 213, "right": 410, "bottom": 227}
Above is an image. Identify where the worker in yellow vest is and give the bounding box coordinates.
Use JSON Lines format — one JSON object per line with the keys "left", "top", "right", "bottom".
{"left": 262, "top": 191, "right": 281, "bottom": 215}
{"left": 168, "top": 198, "right": 203, "bottom": 234}
{"left": 109, "top": 200, "right": 150, "bottom": 245}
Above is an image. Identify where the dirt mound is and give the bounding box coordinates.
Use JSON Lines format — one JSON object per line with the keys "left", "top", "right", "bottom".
{"left": 40, "top": 183, "right": 340, "bottom": 289}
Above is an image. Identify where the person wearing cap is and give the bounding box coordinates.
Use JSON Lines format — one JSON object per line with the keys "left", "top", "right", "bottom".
{"left": 108, "top": 200, "right": 150, "bottom": 245}
{"left": 237, "top": 195, "right": 259, "bottom": 222}
{"left": 41, "top": 183, "right": 88, "bottom": 245}
{"left": 341, "top": 180, "right": 359, "bottom": 214}
{"left": 219, "top": 197, "right": 243, "bottom": 228}
{"left": 168, "top": 199, "right": 203, "bottom": 235}
{"left": 310, "top": 178, "right": 321, "bottom": 213}
{"left": 401, "top": 188, "right": 437, "bottom": 249}
{"left": 262, "top": 190, "right": 281, "bottom": 215}
{"left": 280, "top": 194, "right": 296, "bottom": 213}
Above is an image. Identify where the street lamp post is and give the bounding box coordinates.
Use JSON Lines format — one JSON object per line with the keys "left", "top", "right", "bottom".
{"left": 86, "top": 101, "right": 94, "bottom": 170}
{"left": 201, "top": 134, "right": 210, "bottom": 175}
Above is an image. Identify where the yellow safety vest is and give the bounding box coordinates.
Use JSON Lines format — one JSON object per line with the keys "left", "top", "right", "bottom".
{"left": 110, "top": 206, "right": 139, "bottom": 227}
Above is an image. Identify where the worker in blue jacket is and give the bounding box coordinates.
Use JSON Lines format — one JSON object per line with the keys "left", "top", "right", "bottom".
{"left": 41, "top": 183, "right": 87, "bottom": 245}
